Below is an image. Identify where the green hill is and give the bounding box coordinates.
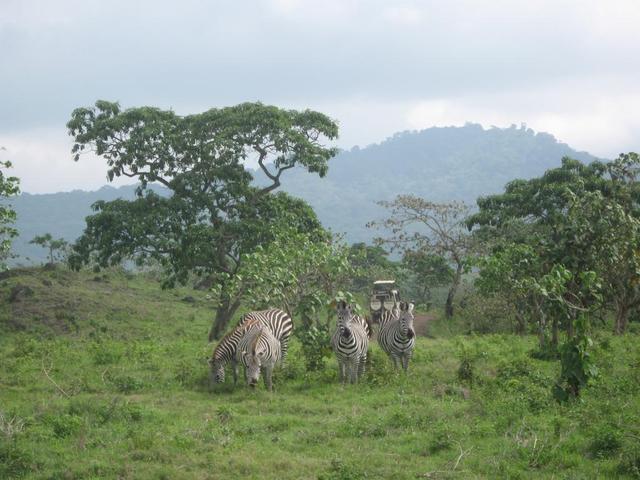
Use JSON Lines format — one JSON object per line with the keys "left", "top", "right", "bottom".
{"left": 1, "top": 267, "right": 638, "bottom": 479}
{"left": 8, "top": 124, "right": 598, "bottom": 263}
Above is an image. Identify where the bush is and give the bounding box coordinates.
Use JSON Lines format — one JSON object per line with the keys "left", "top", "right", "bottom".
{"left": 318, "top": 458, "right": 366, "bottom": 480}
{"left": 588, "top": 425, "right": 623, "bottom": 458}
{"left": 297, "top": 325, "right": 332, "bottom": 372}
{"left": 364, "top": 347, "right": 396, "bottom": 386}
{"left": 457, "top": 293, "right": 514, "bottom": 334}
{"left": 0, "top": 441, "right": 34, "bottom": 478}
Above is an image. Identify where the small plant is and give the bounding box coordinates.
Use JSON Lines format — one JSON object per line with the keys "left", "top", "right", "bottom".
{"left": 297, "top": 325, "right": 332, "bottom": 372}
{"left": 456, "top": 341, "right": 476, "bottom": 385}
{"left": 216, "top": 405, "right": 233, "bottom": 424}
{"left": 588, "top": 425, "right": 623, "bottom": 458}
{"left": 318, "top": 458, "right": 366, "bottom": 480}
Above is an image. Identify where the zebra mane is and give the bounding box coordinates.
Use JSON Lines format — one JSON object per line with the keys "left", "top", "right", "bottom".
{"left": 212, "top": 318, "right": 261, "bottom": 360}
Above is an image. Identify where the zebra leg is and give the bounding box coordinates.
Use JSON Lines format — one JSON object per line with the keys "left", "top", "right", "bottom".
{"left": 232, "top": 360, "right": 238, "bottom": 385}
{"left": 357, "top": 354, "right": 366, "bottom": 381}
{"left": 264, "top": 366, "right": 273, "bottom": 392}
{"left": 392, "top": 355, "right": 399, "bottom": 370}
{"left": 349, "top": 361, "right": 358, "bottom": 384}
{"left": 401, "top": 354, "right": 409, "bottom": 372}
{"left": 338, "top": 361, "right": 345, "bottom": 384}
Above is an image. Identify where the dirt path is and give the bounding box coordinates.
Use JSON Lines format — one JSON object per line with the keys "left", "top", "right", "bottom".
{"left": 413, "top": 313, "right": 435, "bottom": 337}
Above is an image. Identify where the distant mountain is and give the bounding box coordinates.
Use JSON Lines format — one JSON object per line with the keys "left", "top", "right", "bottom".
{"left": 272, "top": 123, "right": 598, "bottom": 242}
{"left": 8, "top": 123, "right": 599, "bottom": 263}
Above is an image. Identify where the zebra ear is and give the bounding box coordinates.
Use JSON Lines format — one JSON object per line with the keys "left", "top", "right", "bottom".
{"left": 408, "top": 303, "right": 415, "bottom": 314}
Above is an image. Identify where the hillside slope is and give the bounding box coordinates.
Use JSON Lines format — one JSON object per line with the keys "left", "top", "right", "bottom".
{"left": 8, "top": 124, "right": 598, "bottom": 262}
{"left": 0, "top": 268, "right": 638, "bottom": 479}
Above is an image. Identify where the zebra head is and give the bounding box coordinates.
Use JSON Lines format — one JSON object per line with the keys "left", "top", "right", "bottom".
{"left": 208, "top": 357, "right": 226, "bottom": 384}
{"left": 398, "top": 302, "right": 415, "bottom": 339}
{"left": 336, "top": 300, "right": 355, "bottom": 338}
{"left": 245, "top": 327, "right": 267, "bottom": 388}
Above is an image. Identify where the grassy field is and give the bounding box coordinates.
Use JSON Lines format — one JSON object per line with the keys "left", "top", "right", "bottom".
{"left": 1, "top": 267, "right": 639, "bottom": 479}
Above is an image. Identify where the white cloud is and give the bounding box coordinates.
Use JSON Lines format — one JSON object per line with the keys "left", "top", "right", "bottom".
{"left": 0, "top": 128, "right": 136, "bottom": 194}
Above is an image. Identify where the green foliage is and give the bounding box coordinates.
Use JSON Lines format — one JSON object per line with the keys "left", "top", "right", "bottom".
{"left": 588, "top": 425, "right": 623, "bottom": 459}
{"left": 297, "top": 325, "right": 332, "bottom": 371}
{"left": 29, "top": 233, "right": 69, "bottom": 263}
{"left": 1, "top": 267, "right": 639, "bottom": 479}
{"left": 67, "top": 100, "right": 339, "bottom": 339}
{"left": 224, "top": 229, "right": 357, "bottom": 326}
{"left": 0, "top": 159, "right": 20, "bottom": 269}
{"left": 318, "top": 459, "right": 366, "bottom": 480}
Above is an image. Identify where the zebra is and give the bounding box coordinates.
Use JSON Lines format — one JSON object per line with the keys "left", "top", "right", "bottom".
{"left": 208, "top": 318, "right": 262, "bottom": 385}
{"left": 236, "top": 323, "right": 281, "bottom": 391}
{"left": 331, "top": 301, "right": 369, "bottom": 384}
{"left": 239, "top": 308, "right": 293, "bottom": 362}
{"left": 378, "top": 301, "right": 416, "bottom": 371}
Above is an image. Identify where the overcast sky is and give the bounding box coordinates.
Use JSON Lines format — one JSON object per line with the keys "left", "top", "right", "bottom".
{"left": 1, "top": 0, "right": 639, "bottom": 193}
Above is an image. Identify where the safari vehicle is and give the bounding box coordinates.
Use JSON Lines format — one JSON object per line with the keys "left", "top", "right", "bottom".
{"left": 369, "top": 280, "right": 400, "bottom": 323}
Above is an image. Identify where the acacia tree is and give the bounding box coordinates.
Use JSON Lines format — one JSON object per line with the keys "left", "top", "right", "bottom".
{"left": 368, "top": 195, "right": 473, "bottom": 318}
{"left": 0, "top": 157, "right": 20, "bottom": 268}
{"left": 30, "top": 233, "right": 69, "bottom": 264}
{"left": 67, "top": 101, "right": 338, "bottom": 340}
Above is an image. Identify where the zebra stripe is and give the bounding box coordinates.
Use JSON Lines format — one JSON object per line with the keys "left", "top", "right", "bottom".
{"left": 378, "top": 301, "right": 416, "bottom": 372}
{"left": 236, "top": 323, "right": 281, "bottom": 391}
{"left": 331, "top": 301, "right": 369, "bottom": 384}
{"left": 239, "top": 308, "right": 293, "bottom": 361}
{"left": 208, "top": 318, "right": 261, "bottom": 384}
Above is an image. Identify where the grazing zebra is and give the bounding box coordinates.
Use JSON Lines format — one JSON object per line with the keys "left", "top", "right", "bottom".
{"left": 331, "top": 301, "right": 369, "bottom": 384}
{"left": 236, "top": 323, "right": 281, "bottom": 391}
{"left": 239, "top": 308, "right": 293, "bottom": 361}
{"left": 378, "top": 301, "right": 416, "bottom": 371}
{"left": 208, "top": 318, "right": 261, "bottom": 384}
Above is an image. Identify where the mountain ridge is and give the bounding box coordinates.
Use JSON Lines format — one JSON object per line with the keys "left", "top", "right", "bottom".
{"left": 8, "top": 123, "right": 600, "bottom": 263}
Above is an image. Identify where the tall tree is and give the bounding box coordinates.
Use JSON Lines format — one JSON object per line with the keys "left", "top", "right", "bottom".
{"left": 368, "top": 196, "right": 472, "bottom": 318}
{"left": 67, "top": 101, "right": 338, "bottom": 340}
{"left": 0, "top": 156, "right": 20, "bottom": 268}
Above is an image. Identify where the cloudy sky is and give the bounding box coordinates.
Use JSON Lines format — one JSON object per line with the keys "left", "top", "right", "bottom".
{"left": 1, "top": 0, "right": 639, "bottom": 193}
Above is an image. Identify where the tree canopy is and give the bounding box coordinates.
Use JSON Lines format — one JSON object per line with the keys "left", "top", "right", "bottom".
{"left": 0, "top": 158, "right": 20, "bottom": 268}
{"left": 67, "top": 101, "right": 339, "bottom": 339}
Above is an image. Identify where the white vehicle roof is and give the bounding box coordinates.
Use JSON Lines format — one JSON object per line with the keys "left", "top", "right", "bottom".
{"left": 373, "top": 280, "right": 396, "bottom": 285}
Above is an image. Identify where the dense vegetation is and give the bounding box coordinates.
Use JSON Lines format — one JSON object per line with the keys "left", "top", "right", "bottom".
{"left": 1, "top": 267, "right": 639, "bottom": 479}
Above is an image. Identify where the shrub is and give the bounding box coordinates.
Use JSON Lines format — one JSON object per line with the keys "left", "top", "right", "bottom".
{"left": 297, "top": 325, "right": 332, "bottom": 372}
{"left": 318, "top": 458, "right": 366, "bottom": 480}
{"left": 110, "top": 374, "right": 144, "bottom": 394}
{"left": 588, "top": 425, "right": 623, "bottom": 458}
{"left": 0, "top": 441, "right": 34, "bottom": 478}
{"left": 457, "top": 293, "right": 514, "bottom": 334}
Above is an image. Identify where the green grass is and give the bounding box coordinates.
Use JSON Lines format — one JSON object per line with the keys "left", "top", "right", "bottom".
{"left": 1, "top": 267, "right": 639, "bottom": 479}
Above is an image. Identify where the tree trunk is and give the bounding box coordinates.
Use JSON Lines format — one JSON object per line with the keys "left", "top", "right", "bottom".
{"left": 515, "top": 310, "right": 526, "bottom": 335}
{"left": 208, "top": 295, "right": 242, "bottom": 342}
{"left": 614, "top": 301, "right": 629, "bottom": 335}
{"left": 445, "top": 261, "right": 463, "bottom": 319}
{"left": 551, "top": 316, "right": 559, "bottom": 348}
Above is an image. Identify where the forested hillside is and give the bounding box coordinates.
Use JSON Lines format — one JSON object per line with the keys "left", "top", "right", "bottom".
{"left": 9, "top": 124, "right": 596, "bottom": 263}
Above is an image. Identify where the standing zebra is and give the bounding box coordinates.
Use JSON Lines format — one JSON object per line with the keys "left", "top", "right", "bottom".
{"left": 378, "top": 301, "right": 416, "bottom": 371}
{"left": 331, "top": 301, "right": 369, "bottom": 384}
{"left": 239, "top": 308, "right": 293, "bottom": 362}
{"left": 208, "top": 318, "right": 261, "bottom": 384}
{"left": 236, "top": 323, "right": 281, "bottom": 391}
